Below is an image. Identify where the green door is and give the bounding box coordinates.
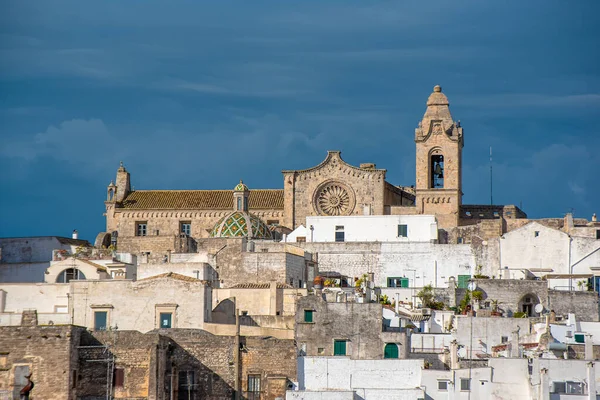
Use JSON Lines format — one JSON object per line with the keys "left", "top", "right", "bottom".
{"left": 458, "top": 275, "right": 471, "bottom": 289}
{"left": 334, "top": 340, "right": 347, "bottom": 356}
{"left": 400, "top": 278, "right": 409, "bottom": 288}
{"left": 384, "top": 343, "right": 399, "bottom": 359}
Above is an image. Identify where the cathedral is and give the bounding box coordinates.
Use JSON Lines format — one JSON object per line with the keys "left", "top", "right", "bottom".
{"left": 97, "top": 86, "right": 527, "bottom": 254}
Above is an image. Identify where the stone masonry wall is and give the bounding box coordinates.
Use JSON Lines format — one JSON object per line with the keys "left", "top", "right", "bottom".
{"left": 0, "top": 324, "right": 83, "bottom": 400}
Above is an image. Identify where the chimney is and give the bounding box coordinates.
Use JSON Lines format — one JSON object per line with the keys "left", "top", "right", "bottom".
{"left": 587, "top": 362, "right": 596, "bottom": 400}
{"left": 510, "top": 328, "right": 520, "bottom": 357}
{"left": 539, "top": 368, "right": 549, "bottom": 400}
{"left": 585, "top": 334, "right": 594, "bottom": 360}
{"left": 72, "top": 230, "right": 78, "bottom": 240}
{"left": 394, "top": 293, "right": 400, "bottom": 314}
{"left": 450, "top": 340, "right": 459, "bottom": 369}
{"left": 593, "top": 213, "right": 598, "bottom": 223}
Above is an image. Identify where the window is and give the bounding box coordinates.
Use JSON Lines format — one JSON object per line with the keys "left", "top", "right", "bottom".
{"left": 534, "top": 231, "right": 540, "bottom": 237}
{"left": 71, "top": 370, "right": 78, "bottom": 389}
{"left": 178, "top": 371, "right": 196, "bottom": 400}
{"left": 460, "top": 378, "right": 471, "bottom": 391}
{"left": 296, "top": 236, "right": 306, "bottom": 243}
{"left": 267, "top": 220, "right": 280, "bottom": 226}
{"left": 136, "top": 222, "right": 147, "bottom": 236}
{"left": 335, "top": 226, "right": 345, "bottom": 242}
{"left": 430, "top": 154, "right": 444, "bottom": 189}
{"left": 457, "top": 275, "right": 471, "bottom": 289}
{"left": 57, "top": 268, "right": 86, "bottom": 283}
{"left": 237, "top": 197, "right": 243, "bottom": 211}
{"left": 113, "top": 368, "right": 124, "bottom": 387}
{"left": 160, "top": 313, "right": 172, "bottom": 328}
{"left": 552, "top": 381, "right": 566, "bottom": 393}
{"left": 566, "top": 381, "right": 584, "bottom": 394}
{"left": 574, "top": 333, "right": 585, "bottom": 343}
{"left": 317, "top": 347, "right": 324, "bottom": 354}
{"left": 398, "top": 224, "right": 408, "bottom": 238}
{"left": 333, "top": 339, "right": 347, "bottom": 356}
{"left": 465, "top": 211, "right": 472, "bottom": 217}
{"left": 437, "top": 380, "right": 449, "bottom": 391}
{"left": 304, "top": 310, "right": 313, "bottom": 323}
{"left": 493, "top": 211, "right": 500, "bottom": 218}
{"left": 596, "top": 230, "right": 600, "bottom": 240}
{"left": 156, "top": 304, "right": 177, "bottom": 329}
{"left": 180, "top": 222, "right": 191, "bottom": 236}
{"left": 384, "top": 343, "right": 399, "bottom": 359}
{"left": 457, "top": 237, "right": 464, "bottom": 244}
{"left": 387, "top": 277, "right": 409, "bottom": 288}
{"left": 94, "top": 311, "right": 107, "bottom": 331}
{"left": 501, "top": 336, "right": 508, "bottom": 343}
{"left": 248, "top": 374, "right": 261, "bottom": 400}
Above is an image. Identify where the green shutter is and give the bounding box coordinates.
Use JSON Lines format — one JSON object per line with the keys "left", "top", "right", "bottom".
{"left": 458, "top": 275, "right": 471, "bottom": 289}
{"left": 334, "top": 340, "right": 347, "bottom": 356}
{"left": 575, "top": 334, "right": 585, "bottom": 343}
{"left": 384, "top": 343, "right": 399, "bottom": 359}
{"left": 304, "top": 310, "right": 313, "bottom": 323}
{"left": 400, "top": 278, "right": 409, "bottom": 288}
{"left": 398, "top": 225, "right": 408, "bottom": 237}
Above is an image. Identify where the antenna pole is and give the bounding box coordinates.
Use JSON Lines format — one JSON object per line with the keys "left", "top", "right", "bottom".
{"left": 490, "top": 146, "right": 493, "bottom": 206}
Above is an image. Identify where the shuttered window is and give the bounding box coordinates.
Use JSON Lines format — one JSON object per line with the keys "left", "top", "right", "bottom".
{"left": 304, "top": 310, "right": 314, "bottom": 323}
{"left": 333, "top": 340, "right": 347, "bottom": 356}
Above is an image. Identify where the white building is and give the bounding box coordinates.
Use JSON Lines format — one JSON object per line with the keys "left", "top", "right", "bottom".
{"left": 287, "top": 215, "right": 438, "bottom": 243}
{"left": 500, "top": 221, "right": 600, "bottom": 290}
{"left": 0, "top": 235, "right": 91, "bottom": 283}
{"left": 288, "top": 357, "right": 425, "bottom": 399}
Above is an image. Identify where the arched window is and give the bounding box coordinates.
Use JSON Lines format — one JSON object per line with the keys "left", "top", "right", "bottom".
{"left": 56, "top": 268, "right": 86, "bottom": 283}
{"left": 384, "top": 343, "right": 399, "bottom": 359}
{"left": 430, "top": 154, "right": 444, "bottom": 188}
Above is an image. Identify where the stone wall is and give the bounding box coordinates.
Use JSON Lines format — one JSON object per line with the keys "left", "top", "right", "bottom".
{"left": 282, "top": 151, "right": 388, "bottom": 229}
{"left": 548, "top": 290, "right": 599, "bottom": 322}
{"left": 295, "top": 295, "right": 409, "bottom": 360}
{"left": 77, "top": 330, "right": 165, "bottom": 400}
{"left": 0, "top": 324, "right": 84, "bottom": 400}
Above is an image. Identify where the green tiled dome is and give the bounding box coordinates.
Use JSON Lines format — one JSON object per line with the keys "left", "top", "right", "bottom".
{"left": 210, "top": 211, "right": 272, "bottom": 239}
{"left": 234, "top": 180, "right": 249, "bottom": 192}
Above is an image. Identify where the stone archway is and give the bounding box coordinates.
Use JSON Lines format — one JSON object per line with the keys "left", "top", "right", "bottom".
{"left": 518, "top": 293, "right": 540, "bottom": 317}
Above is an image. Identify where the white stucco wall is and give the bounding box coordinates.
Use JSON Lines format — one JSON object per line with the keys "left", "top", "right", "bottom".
{"left": 70, "top": 277, "right": 211, "bottom": 332}
{"left": 0, "top": 283, "right": 70, "bottom": 314}
{"left": 500, "top": 222, "right": 600, "bottom": 290}
{"left": 453, "top": 316, "right": 530, "bottom": 359}
{"left": 306, "top": 215, "right": 437, "bottom": 243}
{"left": 0, "top": 237, "right": 89, "bottom": 283}
{"left": 297, "top": 357, "right": 423, "bottom": 392}
{"left": 421, "top": 367, "right": 493, "bottom": 400}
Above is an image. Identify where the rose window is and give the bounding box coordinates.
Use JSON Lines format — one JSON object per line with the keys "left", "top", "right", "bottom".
{"left": 314, "top": 182, "right": 355, "bottom": 216}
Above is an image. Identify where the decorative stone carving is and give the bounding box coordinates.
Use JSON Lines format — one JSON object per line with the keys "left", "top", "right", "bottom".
{"left": 313, "top": 181, "right": 356, "bottom": 216}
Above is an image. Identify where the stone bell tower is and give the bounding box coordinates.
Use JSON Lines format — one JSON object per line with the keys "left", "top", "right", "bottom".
{"left": 414, "top": 85, "right": 464, "bottom": 228}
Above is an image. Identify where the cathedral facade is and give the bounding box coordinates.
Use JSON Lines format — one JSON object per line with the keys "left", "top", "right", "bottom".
{"left": 98, "top": 86, "right": 527, "bottom": 255}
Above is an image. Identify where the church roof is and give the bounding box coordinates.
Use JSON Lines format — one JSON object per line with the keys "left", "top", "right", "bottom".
{"left": 210, "top": 211, "right": 273, "bottom": 239}
{"left": 120, "top": 190, "right": 283, "bottom": 210}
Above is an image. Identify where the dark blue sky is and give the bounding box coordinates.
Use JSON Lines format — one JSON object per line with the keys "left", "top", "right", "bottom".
{"left": 1, "top": 1, "right": 599, "bottom": 242}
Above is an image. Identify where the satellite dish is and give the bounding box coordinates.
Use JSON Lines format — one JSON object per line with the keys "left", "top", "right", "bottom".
{"left": 467, "top": 282, "right": 477, "bottom": 291}
{"left": 535, "top": 304, "right": 544, "bottom": 314}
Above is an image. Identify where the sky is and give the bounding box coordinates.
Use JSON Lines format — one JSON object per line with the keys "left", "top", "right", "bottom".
{"left": 1, "top": 1, "right": 599, "bottom": 242}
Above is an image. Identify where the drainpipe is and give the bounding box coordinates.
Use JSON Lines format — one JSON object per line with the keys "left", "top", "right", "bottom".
{"left": 234, "top": 298, "right": 240, "bottom": 400}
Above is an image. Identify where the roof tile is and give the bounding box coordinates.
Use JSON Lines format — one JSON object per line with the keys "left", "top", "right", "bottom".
{"left": 120, "top": 190, "right": 283, "bottom": 210}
